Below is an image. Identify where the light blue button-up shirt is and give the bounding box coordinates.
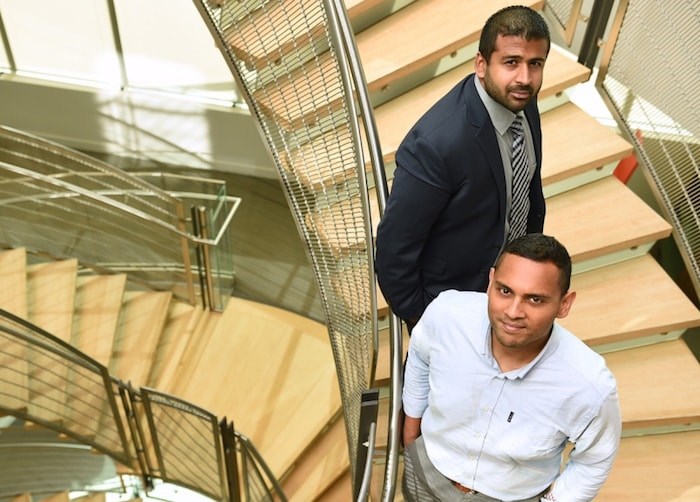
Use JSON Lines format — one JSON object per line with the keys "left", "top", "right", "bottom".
{"left": 403, "top": 290, "right": 621, "bottom": 502}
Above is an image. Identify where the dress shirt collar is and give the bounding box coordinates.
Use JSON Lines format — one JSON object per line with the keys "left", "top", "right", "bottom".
{"left": 484, "top": 323, "right": 563, "bottom": 380}
{"left": 473, "top": 74, "right": 518, "bottom": 136}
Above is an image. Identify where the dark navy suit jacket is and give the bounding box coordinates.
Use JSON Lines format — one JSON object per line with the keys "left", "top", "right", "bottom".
{"left": 375, "top": 73, "right": 546, "bottom": 322}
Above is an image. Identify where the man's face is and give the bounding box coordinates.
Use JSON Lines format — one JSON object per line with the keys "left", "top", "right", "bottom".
{"left": 475, "top": 34, "right": 549, "bottom": 112}
{"left": 487, "top": 253, "right": 575, "bottom": 354}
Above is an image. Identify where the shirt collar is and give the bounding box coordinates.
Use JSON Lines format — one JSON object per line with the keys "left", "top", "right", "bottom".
{"left": 473, "top": 74, "right": 519, "bottom": 136}
{"left": 484, "top": 324, "right": 562, "bottom": 380}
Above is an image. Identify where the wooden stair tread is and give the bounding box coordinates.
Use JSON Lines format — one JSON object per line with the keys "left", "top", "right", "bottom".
{"left": 146, "top": 302, "right": 204, "bottom": 390}
{"left": 374, "top": 48, "right": 590, "bottom": 167}
{"left": 544, "top": 175, "right": 672, "bottom": 263}
{"left": 109, "top": 290, "right": 172, "bottom": 387}
{"left": 356, "top": 0, "right": 544, "bottom": 92}
{"left": 541, "top": 102, "right": 633, "bottom": 185}
{"left": 0, "top": 247, "right": 27, "bottom": 318}
{"left": 561, "top": 254, "right": 700, "bottom": 347}
{"left": 26, "top": 259, "right": 78, "bottom": 420}
{"left": 173, "top": 297, "right": 340, "bottom": 477}
{"left": 0, "top": 248, "right": 29, "bottom": 408}
{"left": 281, "top": 413, "right": 348, "bottom": 502}
{"left": 597, "top": 429, "right": 700, "bottom": 501}
{"left": 605, "top": 338, "right": 700, "bottom": 430}
{"left": 71, "top": 274, "right": 126, "bottom": 367}
{"left": 27, "top": 260, "right": 78, "bottom": 343}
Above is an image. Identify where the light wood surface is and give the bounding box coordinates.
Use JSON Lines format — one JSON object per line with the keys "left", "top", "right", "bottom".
{"left": 0, "top": 247, "right": 27, "bottom": 318}
{"left": 27, "top": 260, "right": 77, "bottom": 343}
{"left": 171, "top": 297, "right": 341, "bottom": 477}
{"left": 38, "top": 492, "right": 69, "bottom": 502}
{"left": 374, "top": 48, "right": 590, "bottom": 167}
{"left": 282, "top": 413, "right": 348, "bottom": 502}
{"left": 356, "top": 0, "right": 543, "bottom": 92}
{"left": 605, "top": 339, "right": 700, "bottom": 429}
{"left": 26, "top": 260, "right": 77, "bottom": 421}
{"left": 541, "top": 102, "right": 633, "bottom": 185}
{"left": 146, "top": 302, "right": 204, "bottom": 390}
{"left": 109, "top": 290, "right": 172, "bottom": 387}
{"left": 597, "top": 430, "right": 700, "bottom": 501}
{"left": 544, "top": 175, "right": 672, "bottom": 262}
{"left": 0, "top": 248, "right": 29, "bottom": 409}
{"left": 71, "top": 274, "right": 126, "bottom": 367}
{"left": 562, "top": 254, "right": 700, "bottom": 346}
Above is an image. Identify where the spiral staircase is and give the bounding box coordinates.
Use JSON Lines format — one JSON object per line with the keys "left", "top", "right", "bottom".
{"left": 0, "top": 0, "right": 699, "bottom": 501}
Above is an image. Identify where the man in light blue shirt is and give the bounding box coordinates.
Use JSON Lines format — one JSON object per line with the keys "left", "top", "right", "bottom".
{"left": 402, "top": 234, "right": 621, "bottom": 502}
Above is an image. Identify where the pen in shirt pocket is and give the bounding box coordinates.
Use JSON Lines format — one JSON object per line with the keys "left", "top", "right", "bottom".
{"left": 507, "top": 411, "right": 514, "bottom": 423}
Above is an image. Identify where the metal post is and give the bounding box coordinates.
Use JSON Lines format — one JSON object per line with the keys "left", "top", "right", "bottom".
{"left": 577, "top": 0, "right": 615, "bottom": 69}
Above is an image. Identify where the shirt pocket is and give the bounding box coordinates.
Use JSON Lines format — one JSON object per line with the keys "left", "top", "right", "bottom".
{"left": 497, "top": 418, "right": 565, "bottom": 461}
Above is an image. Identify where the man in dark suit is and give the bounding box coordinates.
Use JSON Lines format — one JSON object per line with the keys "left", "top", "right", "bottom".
{"left": 375, "top": 5, "right": 551, "bottom": 329}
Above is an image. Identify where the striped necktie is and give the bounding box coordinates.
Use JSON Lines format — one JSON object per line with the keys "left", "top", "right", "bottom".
{"left": 508, "top": 115, "right": 530, "bottom": 241}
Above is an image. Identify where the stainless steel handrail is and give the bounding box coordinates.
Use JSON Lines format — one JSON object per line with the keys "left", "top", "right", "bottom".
{"left": 0, "top": 161, "right": 240, "bottom": 247}
{"left": 324, "top": 1, "right": 402, "bottom": 499}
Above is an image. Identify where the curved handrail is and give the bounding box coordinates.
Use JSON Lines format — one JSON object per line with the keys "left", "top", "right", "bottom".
{"left": 323, "top": 1, "right": 403, "bottom": 499}
{"left": 0, "top": 308, "right": 282, "bottom": 501}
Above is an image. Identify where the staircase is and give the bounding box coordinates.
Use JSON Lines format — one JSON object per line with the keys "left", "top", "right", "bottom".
{"left": 1, "top": 0, "right": 699, "bottom": 500}
{"left": 0, "top": 246, "right": 340, "bottom": 498}
{"left": 223, "top": 0, "right": 700, "bottom": 500}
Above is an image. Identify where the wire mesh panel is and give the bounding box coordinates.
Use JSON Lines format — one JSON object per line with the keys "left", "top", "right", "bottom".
{"left": 0, "top": 126, "right": 240, "bottom": 309}
{"left": 0, "top": 310, "right": 132, "bottom": 465}
{"left": 598, "top": 0, "right": 700, "bottom": 297}
{"left": 194, "top": 0, "right": 377, "bottom": 483}
{"left": 138, "top": 388, "right": 228, "bottom": 501}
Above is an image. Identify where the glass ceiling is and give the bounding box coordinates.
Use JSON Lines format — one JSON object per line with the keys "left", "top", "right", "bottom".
{"left": 0, "top": 0, "right": 241, "bottom": 105}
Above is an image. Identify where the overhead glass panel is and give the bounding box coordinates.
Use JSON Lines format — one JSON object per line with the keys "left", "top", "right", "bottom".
{"left": 115, "top": 0, "right": 238, "bottom": 103}
{"left": 0, "top": 0, "right": 120, "bottom": 85}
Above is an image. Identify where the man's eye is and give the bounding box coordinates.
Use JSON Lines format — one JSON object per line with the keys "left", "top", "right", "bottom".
{"left": 530, "top": 297, "right": 543, "bottom": 304}
{"left": 499, "top": 287, "right": 511, "bottom": 295}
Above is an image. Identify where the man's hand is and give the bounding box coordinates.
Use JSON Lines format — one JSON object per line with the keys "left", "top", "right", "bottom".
{"left": 403, "top": 415, "right": 422, "bottom": 447}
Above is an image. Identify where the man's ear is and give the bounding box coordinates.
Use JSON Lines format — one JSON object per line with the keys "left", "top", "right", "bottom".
{"left": 556, "top": 291, "right": 576, "bottom": 319}
{"left": 475, "top": 52, "right": 487, "bottom": 78}
{"left": 487, "top": 266, "right": 495, "bottom": 290}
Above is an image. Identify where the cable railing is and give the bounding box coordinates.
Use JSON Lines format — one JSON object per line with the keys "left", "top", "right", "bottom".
{"left": 0, "top": 309, "right": 284, "bottom": 501}
{"left": 0, "top": 126, "right": 240, "bottom": 311}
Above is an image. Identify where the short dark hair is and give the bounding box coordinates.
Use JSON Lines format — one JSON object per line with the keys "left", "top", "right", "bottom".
{"left": 479, "top": 5, "right": 551, "bottom": 62}
{"left": 494, "top": 233, "right": 571, "bottom": 295}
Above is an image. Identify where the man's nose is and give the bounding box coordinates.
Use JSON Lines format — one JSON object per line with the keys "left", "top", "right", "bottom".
{"left": 505, "top": 298, "right": 524, "bottom": 318}
{"left": 515, "top": 64, "right": 532, "bottom": 85}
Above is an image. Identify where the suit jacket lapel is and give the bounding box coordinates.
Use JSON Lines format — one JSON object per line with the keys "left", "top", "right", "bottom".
{"left": 466, "top": 76, "right": 507, "bottom": 220}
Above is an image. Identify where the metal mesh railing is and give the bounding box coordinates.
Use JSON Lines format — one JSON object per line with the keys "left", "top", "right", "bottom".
{"left": 0, "top": 310, "right": 132, "bottom": 465}
{"left": 0, "top": 126, "right": 240, "bottom": 311}
{"left": 597, "top": 0, "right": 700, "bottom": 298}
{"left": 137, "top": 389, "right": 228, "bottom": 501}
{"left": 0, "top": 308, "right": 282, "bottom": 501}
{"left": 193, "top": 0, "right": 381, "bottom": 487}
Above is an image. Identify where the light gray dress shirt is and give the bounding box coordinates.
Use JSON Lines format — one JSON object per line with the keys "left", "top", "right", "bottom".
{"left": 403, "top": 290, "right": 622, "bottom": 502}
{"left": 474, "top": 76, "right": 537, "bottom": 242}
